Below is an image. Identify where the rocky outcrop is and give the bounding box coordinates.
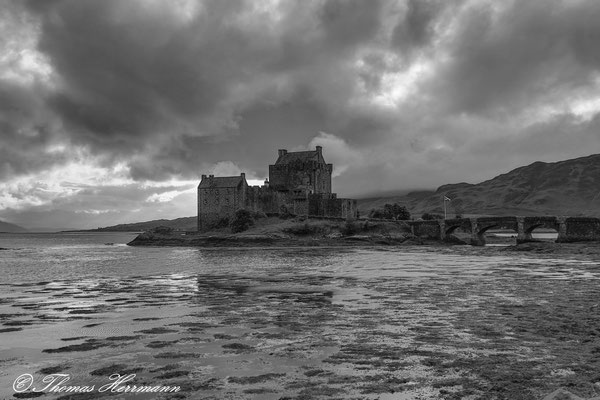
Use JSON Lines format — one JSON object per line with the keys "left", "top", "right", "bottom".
{"left": 127, "top": 231, "right": 414, "bottom": 247}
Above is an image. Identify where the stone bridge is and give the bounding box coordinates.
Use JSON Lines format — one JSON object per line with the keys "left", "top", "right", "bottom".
{"left": 409, "top": 216, "right": 600, "bottom": 246}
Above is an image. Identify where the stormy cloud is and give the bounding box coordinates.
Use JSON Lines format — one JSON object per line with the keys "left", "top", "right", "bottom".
{"left": 2, "top": 0, "right": 600, "bottom": 229}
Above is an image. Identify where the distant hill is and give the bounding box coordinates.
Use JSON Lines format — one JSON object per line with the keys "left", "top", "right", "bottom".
{"left": 0, "top": 220, "right": 28, "bottom": 233}
{"left": 358, "top": 154, "right": 600, "bottom": 217}
{"left": 76, "top": 217, "right": 196, "bottom": 232}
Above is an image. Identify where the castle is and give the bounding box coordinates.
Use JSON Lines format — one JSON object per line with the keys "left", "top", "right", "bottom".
{"left": 197, "top": 146, "right": 357, "bottom": 230}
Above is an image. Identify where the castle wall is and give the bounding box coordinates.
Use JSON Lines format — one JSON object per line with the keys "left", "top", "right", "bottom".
{"left": 199, "top": 186, "right": 357, "bottom": 230}
{"left": 268, "top": 161, "right": 332, "bottom": 194}
{"left": 307, "top": 194, "right": 357, "bottom": 219}
{"left": 292, "top": 199, "right": 309, "bottom": 216}
{"left": 315, "top": 164, "right": 332, "bottom": 193}
{"left": 341, "top": 198, "right": 358, "bottom": 219}
{"left": 198, "top": 185, "right": 245, "bottom": 230}
{"left": 245, "top": 186, "right": 285, "bottom": 214}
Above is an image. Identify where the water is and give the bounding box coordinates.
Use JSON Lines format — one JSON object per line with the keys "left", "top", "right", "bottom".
{"left": 0, "top": 233, "right": 599, "bottom": 399}
{"left": 494, "top": 232, "right": 559, "bottom": 239}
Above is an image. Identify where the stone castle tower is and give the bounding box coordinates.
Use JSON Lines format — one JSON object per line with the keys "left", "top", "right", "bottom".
{"left": 268, "top": 146, "right": 332, "bottom": 195}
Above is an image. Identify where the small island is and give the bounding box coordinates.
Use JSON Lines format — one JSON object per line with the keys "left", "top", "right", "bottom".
{"left": 128, "top": 214, "right": 422, "bottom": 248}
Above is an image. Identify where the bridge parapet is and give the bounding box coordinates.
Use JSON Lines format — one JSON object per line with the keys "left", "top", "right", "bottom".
{"left": 558, "top": 217, "right": 600, "bottom": 242}
{"left": 406, "top": 215, "right": 600, "bottom": 245}
{"left": 411, "top": 220, "right": 442, "bottom": 240}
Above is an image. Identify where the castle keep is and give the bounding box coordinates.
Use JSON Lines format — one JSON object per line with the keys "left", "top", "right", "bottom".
{"left": 197, "top": 146, "right": 357, "bottom": 230}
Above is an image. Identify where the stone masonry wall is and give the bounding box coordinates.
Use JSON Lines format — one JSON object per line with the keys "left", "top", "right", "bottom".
{"left": 308, "top": 194, "right": 357, "bottom": 219}
{"left": 268, "top": 161, "right": 332, "bottom": 194}
{"left": 198, "top": 185, "right": 245, "bottom": 230}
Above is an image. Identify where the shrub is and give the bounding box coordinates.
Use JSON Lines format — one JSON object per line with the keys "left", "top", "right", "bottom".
{"left": 252, "top": 211, "right": 267, "bottom": 220}
{"left": 368, "top": 203, "right": 411, "bottom": 220}
{"left": 278, "top": 205, "right": 293, "bottom": 219}
{"left": 151, "top": 226, "right": 173, "bottom": 234}
{"left": 230, "top": 209, "right": 254, "bottom": 233}
{"left": 362, "top": 220, "right": 370, "bottom": 231}
{"left": 283, "top": 222, "right": 323, "bottom": 236}
{"left": 341, "top": 220, "right": 359, "bottom": 236}
{"left": 421, "top": 213, "right": 443, "bottom": 221}
{"left": 215, "top": 217, "right": 230, "bottom": 228}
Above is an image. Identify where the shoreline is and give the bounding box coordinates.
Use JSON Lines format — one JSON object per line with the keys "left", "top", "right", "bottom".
{"left": 127, "top": 231, "right": 600, "bottom": 257}
{"left": 127, "top": 231, "right": 422, "bottom": 248}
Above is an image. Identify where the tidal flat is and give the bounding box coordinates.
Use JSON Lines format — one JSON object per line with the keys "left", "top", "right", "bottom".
{"left": 1, "top": 237, "right": 600, "bottom": 399}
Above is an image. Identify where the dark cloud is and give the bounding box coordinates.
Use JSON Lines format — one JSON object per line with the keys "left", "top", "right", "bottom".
{"left": 432, "top": 0, "right": 600, "bottom": 115}
{"left": 0, "top": 80, "right": 68, "bottom": 179}
{"left": 34, "top": 0, "right": 247, "bottom": 149}
{"left": 3, "top": 0, "right": 600, "bottom": 228}
{"left": 18, "top": 0, "right": 391, "bottom": 178}
{"left": 319, "top": 0, "right": 384, "bottom": 48}
{"left": 392, "top": 0, "right": 449, "bottom": 58}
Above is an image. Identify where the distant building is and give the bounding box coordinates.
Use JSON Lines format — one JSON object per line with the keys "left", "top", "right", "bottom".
{"left": 197, "top": 147, "right": 357, "bottom": 230}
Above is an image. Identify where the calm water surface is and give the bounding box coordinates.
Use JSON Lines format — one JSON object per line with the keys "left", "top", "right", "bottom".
{"left": 0, "top": 233, "right": 599, "bottom": 399}
{"left": 0, "top": 232, "right": 573, "bottom": 284}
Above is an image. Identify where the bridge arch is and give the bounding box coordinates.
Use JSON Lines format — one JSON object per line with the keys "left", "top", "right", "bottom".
{"left": 442, "top": 218, "right": 472, "bottom": 243}
{"left": 471, "top": 217, "right": 519, "bottom": 246}
{"left": 519, "top": 216, "right": 560, "bottom": 243}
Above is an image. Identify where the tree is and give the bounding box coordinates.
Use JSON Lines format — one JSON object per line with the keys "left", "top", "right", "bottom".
{"left": 230, "top": 209, "right": 255, "bottom": 233}
{"left": 421, "top": 213, "right": 443, "bottom": 220}
{"left": 341, "top": 219, "right": 359, "bottom": 235}
{"left": 151, "top": 226, "right": 173, "bottom": 234}
{"left": 369, "top": 203, "right": 411, "bottom": 220}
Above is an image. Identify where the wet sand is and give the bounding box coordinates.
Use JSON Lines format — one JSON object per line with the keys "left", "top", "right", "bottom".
{"left": 1, "top": 245, "right": 600, "bottom": 399}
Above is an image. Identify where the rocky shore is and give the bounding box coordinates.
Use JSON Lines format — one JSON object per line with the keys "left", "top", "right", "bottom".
{"left": 127, "top": 229, "right": 600, "bottom": 257}
{"left": 127, "top": 217, "right": 422, "bottom": 247}
{"left": 502, "top": 240, "right": 600, "bottom": 257}
{"left": 127, "top": 230, "right": 420, "bottom": 247}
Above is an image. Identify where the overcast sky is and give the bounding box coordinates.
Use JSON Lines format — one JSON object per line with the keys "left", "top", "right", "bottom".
{"left": 1, "top": 0, "right": 600, "bottom": 229}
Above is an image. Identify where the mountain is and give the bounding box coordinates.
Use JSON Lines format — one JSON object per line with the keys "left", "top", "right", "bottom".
{"left": 74, "top": 217, "right": 196, "bottom": 232}
{"left": 358, "top": 154, "right": 600, "bottom": 217}
{"left": 0, "top": 220, "right": 28, "bottom": 233}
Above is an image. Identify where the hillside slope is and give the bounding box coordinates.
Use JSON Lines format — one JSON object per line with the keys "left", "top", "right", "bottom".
{"left": 0, "top": 220, "right": 28, "bottom": 233}
{"left": 74, "top": 216, "right": 196, "bottom": 232}
{"left": 359, "top": 154, "right": 600, "bottom": 217}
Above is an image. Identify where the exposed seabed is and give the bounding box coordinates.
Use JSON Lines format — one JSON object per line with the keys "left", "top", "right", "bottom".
{"left": 1, "top": 245, "right": 600, "bottom": 399}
